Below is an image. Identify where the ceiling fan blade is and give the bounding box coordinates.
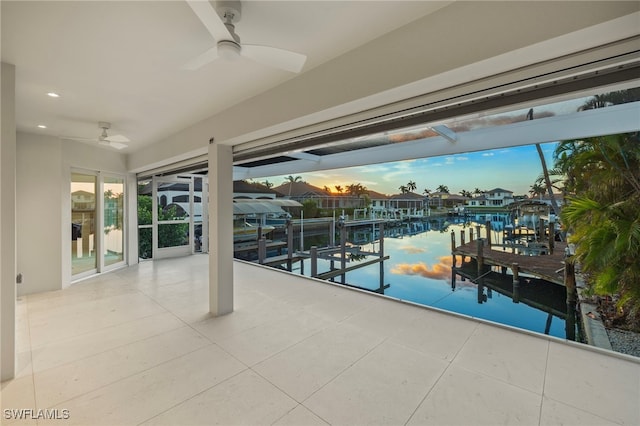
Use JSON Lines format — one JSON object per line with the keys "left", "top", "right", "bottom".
{"left": 60, "top": 136, "right": 97, "bottom": 142}
{"left": 99, "top": 140, "right": 128, "bottom": 150}
{"left": 109, "top": 142, "right": 128, "bottom": 150}
{"left": 104, "top": 134, "right": 130, "bottom": 143}
{"left": 182, "top": 46, "right": 219, "bottom": 70}
{"left": 241, "top": 44, "right": 306, "bottom": 73}
{"left": 186, "top": 0, "right": 233, "bottom": 42}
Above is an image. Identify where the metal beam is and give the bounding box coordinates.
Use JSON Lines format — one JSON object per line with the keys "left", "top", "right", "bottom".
{"left": 234, "top": 102, "right": 640, "bottom": 180}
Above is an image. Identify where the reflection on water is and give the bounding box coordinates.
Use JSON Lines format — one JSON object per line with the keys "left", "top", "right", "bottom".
{"left": 295, "top": 215, "right": 575, "bottom": 339}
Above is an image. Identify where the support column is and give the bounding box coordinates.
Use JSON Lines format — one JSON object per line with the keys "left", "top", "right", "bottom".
{"left": 1, "top": 62, "right": 17, "bottom": 380}
{"left": 208, "top": 141, "right": 233, "bottom": 316}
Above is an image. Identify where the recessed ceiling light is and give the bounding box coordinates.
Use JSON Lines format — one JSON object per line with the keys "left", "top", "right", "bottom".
{"left": 37, "top": 124, "right": 47, "bottom": 129}
{"left": 47, "top": 92, "right": 60, "bottom": 98}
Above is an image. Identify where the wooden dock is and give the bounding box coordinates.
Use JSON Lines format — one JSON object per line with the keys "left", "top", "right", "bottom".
{"left": 452, "top": 240, "right": 568, "bottom": 285}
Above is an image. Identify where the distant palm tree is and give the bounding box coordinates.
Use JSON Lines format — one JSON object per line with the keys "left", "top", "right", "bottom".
{"left": 436, "top": 185, "right": 449, "bottom": 194}
{"left": 406, "top": 180, "right": 417, "bottom": 193}
{"left": 399, "top": 185, "right": 408, "bottom": 194}
{"left": 460, "top": 189, "right": 472, "bottom": 198}
{"left": 262, "top": 180, "right": 273, "bottom": 189}
{"left": 529, "top": 183, "right": 546, "bottom": 199}
{"left": 284, "top": 175, "right": 302, "bottom": 183}
{"left": 474, "top": 188, "right": 482, "bottom": 195}
{"left": 323, "top": 185, "right": 331, "bottom": 193}
{"left": 334, "top": 185, "right": 343, "bottom": 194}
{"left": 423, "top": 188, "right": 431, "bottom": 195}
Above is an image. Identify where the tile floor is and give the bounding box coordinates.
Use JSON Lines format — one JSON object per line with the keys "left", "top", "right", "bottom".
{"left": 2, "top": 255, "right": 639, "bottom": 425}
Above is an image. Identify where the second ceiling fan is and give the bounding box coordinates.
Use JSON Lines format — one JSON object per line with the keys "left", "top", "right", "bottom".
{"left": 184, "top": 0, "right": 306, "bottom": 73}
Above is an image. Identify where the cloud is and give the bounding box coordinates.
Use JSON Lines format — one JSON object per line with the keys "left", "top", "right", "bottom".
{"left": 456, "top": 156, "right": 468, "bottom": 161}
{"left": 398, "top": 245, "right": 426, "bottom": 254}
{"left": 391, "top": 256, "right": 453, "bottom": 281}
{"left": 481, "top": 153, "right": 494, "bottom": 157}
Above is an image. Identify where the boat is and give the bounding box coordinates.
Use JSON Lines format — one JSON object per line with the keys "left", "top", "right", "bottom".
{"left": 233, "top": 221, "right": 275, "bottom": 242}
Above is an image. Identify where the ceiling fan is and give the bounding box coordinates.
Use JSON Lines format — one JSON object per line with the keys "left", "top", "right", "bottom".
{"left": 184, "top": 0, "right": 306, "bottom": 73}
{"left": 62, "top": 122, "right": 130, "bottom": 150}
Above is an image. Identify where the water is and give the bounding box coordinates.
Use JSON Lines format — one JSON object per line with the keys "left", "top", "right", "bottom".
{"left": 293, "top": 215, "right": 571, "bottom": 339}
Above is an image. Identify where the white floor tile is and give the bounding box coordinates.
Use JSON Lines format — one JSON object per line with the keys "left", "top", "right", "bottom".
{"left": 544, "top": 341, "right": 640, "bottom": 425}
{"left": 1, "top": 375, "right": 37, "bottom": 425}
{"left": 341, "top": 298, "right": 424, "bottom": 338}
{"left": 29, "top": 312, "right": 184, "bottom": 374}
{"left": 141, "top": 370, "right": 297, "bottom": 425}
{"left": 34, "top": 326, "right": 210, "bottom": 408}
{"left": 304, "top": 340, "right": 447, "bottom": 425}
{"left": 407, "top": 365, "right": 541, "bottom": 425}
{"left": 254, "top": 322, "right": 384, "bottom": 401}
{"left": 390, "top": 309, "right": 478, "bottom": 361}
{"left": 273, "top": 405, "right": 330, "bottom": 426}
{"left": 451, "top": 323, "right": 549, "bottom": 393}
{"left": 216, "top": 309, "right": 332, "bottom": 366}
{"left": 540, "top": 396, "right": 621, "bottom": 426}
{"left": 28, "top": 293, "right": 166, "bottom": 347}
{"left": 40, "top": 345, "right": 246, "bottom": 425}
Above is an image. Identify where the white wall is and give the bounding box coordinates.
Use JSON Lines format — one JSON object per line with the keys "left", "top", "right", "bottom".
{"left": 16, "top": 132, "right": 128, "bottom": 295}
{"left": 1, "top": 62, "right": 17, "bottom": 381}
{"left": 16, "top": 133, "right": 63, "bottom": 295}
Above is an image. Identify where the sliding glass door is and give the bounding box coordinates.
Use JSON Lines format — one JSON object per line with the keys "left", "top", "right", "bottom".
{"left": 103, "top": 176, "right": 125, "bottom": 269}
{"left": 71, "top": 173, "right": 97, "bottom": 277}
{"left": 72, "top": 171, "right": 126, "bottom": 280}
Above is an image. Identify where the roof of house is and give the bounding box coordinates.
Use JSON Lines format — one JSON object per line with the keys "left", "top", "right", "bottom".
{"left": 233, "top": 180, "right": 283, "bottom": 196}
{"left": 363, "top": 189, "right": 390, "bottom": 200}
{"left": 389, "top": 192, "right": 425, "bottom": 200}
{"left": 487, "top": 187, "right": 514, "bottom": 194}
{"left": 271, "top": 181, "right": 331, "bottom": 198}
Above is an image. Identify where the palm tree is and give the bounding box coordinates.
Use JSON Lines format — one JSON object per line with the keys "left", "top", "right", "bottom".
{"left": 529, "top": 182, "right": 546, "bottom": 199}
{"left": 423, "top": 188, "right": 431, "bottom": 196}
{"left": 460, "top": 189, "right": 471, "bottom": 198}
{"left": 528, "top": 108, "right": 561, "bottom": 216}
{"left": 436, "top": 185, "right": 449, "bottom": 194}
{"left": 323, "top": 185, "right": 331, "bottom": 193}
{"left": 398, "top": 185, "right": 408, "bottom": 194}
{"left": 334, "top": 185, "right": 343, "bottom": 194}
{"left": 284, "top": 175, "right": 302, "bottom": 183}
{"left": 558, "top": 129, "right": 640, "bottom": 325}
{"left": 473, "top": 188, "right": 482, "bottom": 195}
{"left": 406, "top": 180, "right": 417, "bottom": 193}
{"left": 262, "top": 180, "right": 274, "bottom": 189}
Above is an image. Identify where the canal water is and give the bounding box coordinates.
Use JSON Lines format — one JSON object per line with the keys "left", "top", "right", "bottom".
{"left": 292, "top": 215, "right": 571, "bottom": 339}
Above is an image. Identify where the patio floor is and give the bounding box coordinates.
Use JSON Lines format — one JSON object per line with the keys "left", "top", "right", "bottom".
{"left": 2, "top": 254, "right": 638, "bottom": 425}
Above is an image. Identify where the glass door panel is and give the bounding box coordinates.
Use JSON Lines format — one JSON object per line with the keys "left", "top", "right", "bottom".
{"left": 104, "top": 177, "right": 125, "bottom": 267}
{"left": 153, "top": 177, "right": 193, "bottom": 259}
{"left": 71, "top": 173, "right": 97, "bottom": 276}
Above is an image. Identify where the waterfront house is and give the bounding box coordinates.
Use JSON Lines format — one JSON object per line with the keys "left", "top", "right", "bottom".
{"left": 467, "top": 188, "right": 515, "bottom": 208}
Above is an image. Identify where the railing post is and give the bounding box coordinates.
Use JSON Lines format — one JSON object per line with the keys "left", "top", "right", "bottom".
{"left": 258, "top": 238, "right": 266, "bottom": 264}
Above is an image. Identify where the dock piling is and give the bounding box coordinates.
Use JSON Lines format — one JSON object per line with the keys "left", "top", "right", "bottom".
{"left": 485, "top": 221, "right": 492, "bottom": 248}
{"left": 310, "top": 246, "right": 318, "bottom": 277}
{"left": 476, "top": 238, "right": 484, "bottom": 277}
{"left": 258, "top": 238, "right": 266, "bottom": 264}
{"left": 512, "top": 262, "right": 520, "bottom": 303}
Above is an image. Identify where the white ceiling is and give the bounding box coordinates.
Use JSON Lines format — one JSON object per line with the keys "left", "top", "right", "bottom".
{"left": 1, "top": 0, "right": 451, "bottom": 153}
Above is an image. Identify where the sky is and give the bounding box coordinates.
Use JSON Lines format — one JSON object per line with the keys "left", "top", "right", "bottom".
{"left": 260, "top": 141, "right": 559, "bottom": 196}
